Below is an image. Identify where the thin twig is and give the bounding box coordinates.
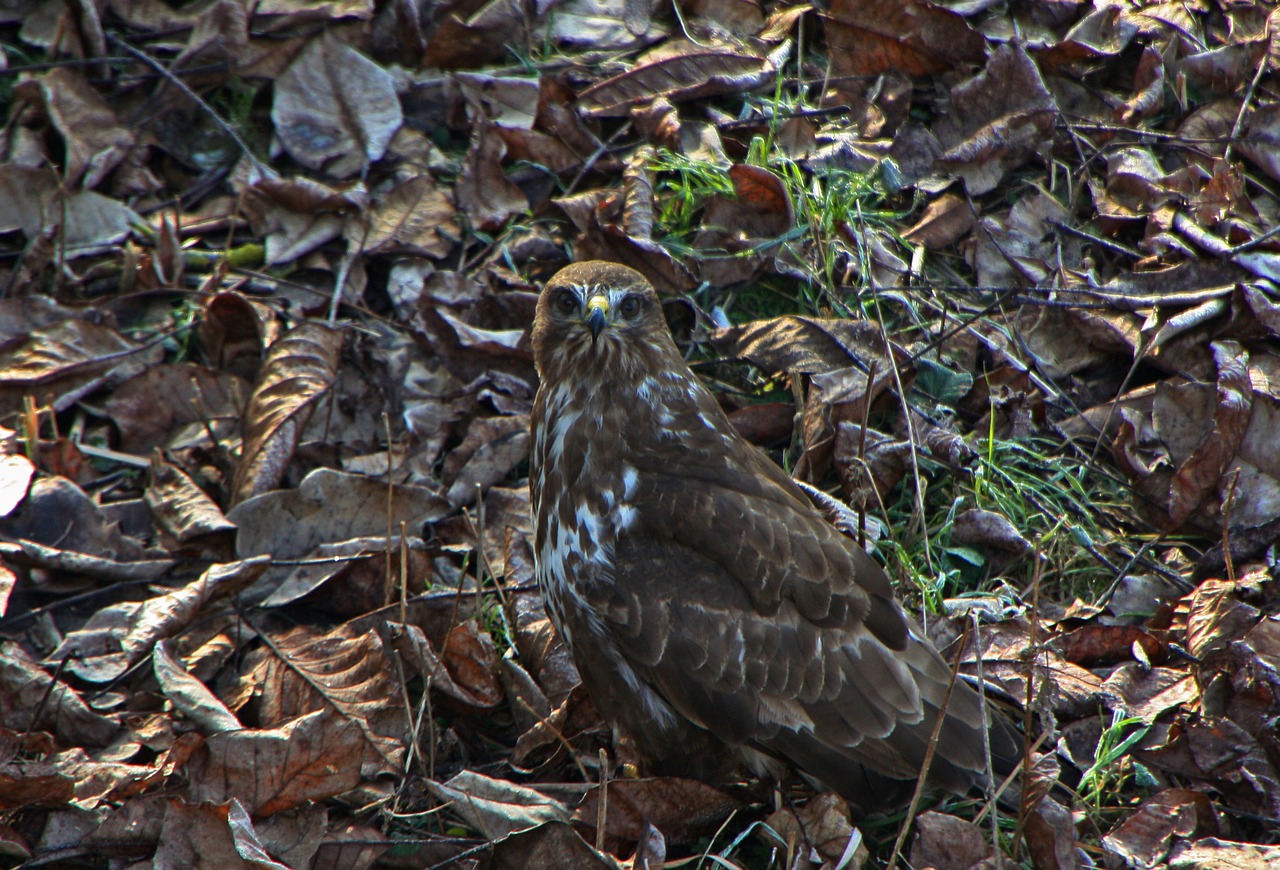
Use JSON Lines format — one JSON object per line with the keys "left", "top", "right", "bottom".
{"left": 106, "top": 35, "right": 268, "bottom": 173}
{"left": 1224, "top": 49, "right": 1269, "bottom": 164}
{"left": 596, "top": 748, "right": 610, "bottom": 853}
{"left": 1221, "top": 469, "right": 1241, "bottom": 585}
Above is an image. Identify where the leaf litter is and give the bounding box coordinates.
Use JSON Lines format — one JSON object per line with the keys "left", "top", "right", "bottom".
{"left": 1, "top": 0, "right": 1280, "bottom": 868}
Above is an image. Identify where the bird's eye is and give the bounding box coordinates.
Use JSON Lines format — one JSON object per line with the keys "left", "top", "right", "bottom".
{"left": 620, "top": 295, "right": 642, "bottom": 318}
{"left": 555, "top": 290, "right": 577, "bottom": 314}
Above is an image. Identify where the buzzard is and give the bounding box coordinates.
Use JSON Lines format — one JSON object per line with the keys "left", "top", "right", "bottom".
{"left": 529, "top": 261, "right": 1020, "bottom": 809}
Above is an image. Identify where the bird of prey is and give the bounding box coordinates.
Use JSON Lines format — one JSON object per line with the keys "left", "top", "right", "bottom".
{"left": 529, "top": 260, "right": 1021, "bottom": 810}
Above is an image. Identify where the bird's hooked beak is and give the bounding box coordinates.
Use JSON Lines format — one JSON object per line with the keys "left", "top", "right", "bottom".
{"left": 585, "top": 295, "right": 609, "bottom": 343}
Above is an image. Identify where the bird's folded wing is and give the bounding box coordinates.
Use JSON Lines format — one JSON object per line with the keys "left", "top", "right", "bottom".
{"left": 595, "top": 465, "right": 1009, "bottom": 781}
{"left": 628, "top": 461, "right": 908, "bottom": 649}
{"left": 597, "top": 533, "right": 992, "bottom": 784}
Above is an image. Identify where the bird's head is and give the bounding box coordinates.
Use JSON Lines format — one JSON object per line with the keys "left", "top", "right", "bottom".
{"left": 532, "top": 261, "right": 675, "bottom": 380}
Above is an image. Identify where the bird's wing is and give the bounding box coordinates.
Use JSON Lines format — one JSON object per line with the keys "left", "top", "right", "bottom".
{"left": 596, "top": 467, "right": 1015, "bottom": 792}
{"left": 630, "top": 450, "right": 909, "bottom": 648}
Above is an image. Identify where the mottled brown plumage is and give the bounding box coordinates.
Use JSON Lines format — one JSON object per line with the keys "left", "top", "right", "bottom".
{"left": 529, "top": 261, "right": 1020, "bottom": 810}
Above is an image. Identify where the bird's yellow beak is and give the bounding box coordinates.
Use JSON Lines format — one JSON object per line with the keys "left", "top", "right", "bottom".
{"left": 585, "top": 295, "right": 609, "bottom": 342}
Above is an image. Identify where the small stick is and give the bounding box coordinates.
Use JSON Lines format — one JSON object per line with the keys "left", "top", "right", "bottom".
{"left": 596, "top": 748, "right": 610, "bottom": 853}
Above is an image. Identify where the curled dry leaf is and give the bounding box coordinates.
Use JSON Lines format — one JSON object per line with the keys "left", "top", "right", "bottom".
{"left": 1238, "top": 103, "right": 1280, "bottom": 184}
{"left": 197, "top": 292, "right": 279, "bottom": 380}
{"left": 0, "top": 166, "right": 140, "bottom": 259}
{"left": 710, "top": 314, "right": 896, "bottom": 375}
{"left": 43, "top": 558, "right": 269, "bottom": 683}
{"left": 535, "top": 0, "right": 667, "bottom": 51}
{"left": 445, "top": 414, "right": 530, "bottom": 507}
{"left": 629, "top": 820, "right": 666, "bottom": 870}
{"left": 4, "top": 752, "right": 157, "bottom": 812}
{"left": 364, "top": 174, "right": 460, "bottom": 258}
{"left": 1053, "top": 624, "right": 1166, "bottom": 668}
{"left": 1101, "top": 664, "right": 1198, "bottom": 724}
{"left": 1022, "top": 796, "right": 1079, "bottom": 870}
{"left": 0, "top": 316, "right": 152, "bottom": 418}
{"left": 950, "top": 508, "right": 1034, "bottom": 558}
{"left": 0, "top": 559, "right": 12, "bottom": 618}
{"left": 903, "top": 191, "right": 975, "bottom": 250}
{"left": 512, "top": 684, "right": 605, "bottom": 769}
{"left": 0, "top": 537, "right": 173, "bottom": 584}
{"left": 1167, "top": 838, "right": 1280, "bottom": 869}
{"left": 146, "top": 452, "right": 237, "bottom": 547}
{"left": 261, "top": 534, "right": 430, "bottom": 610}
{"left": 695, "top": 163, "right": 794, "bottom": 287}
{"left": 1111, "top": 341, "right": 1258, "bottom": 533}
{"left": 151, "top": 799, "right": 290, "bottom": 870}
{"left": 1185, "top": 578, "right": 1262, "bottom": 660}
{"left": 152, "top": 640, "right": 243, "bottom": 735}
{"left": 234, "top": 166, "right": 367, "bottom": 264}
{"left": 500, "top": 656, "right": 552, "bottom": 732}
{"left": 761, "top": 792, "right": 863, "bottom": 867}
{"left": 441, "top": 619, "right": 505, "bottom": 706}
{"left": 577, "top": 45, "right": 778, "bottom": 116}
{"left": 487, "top": 821, "right": 618, "bottom": 870}
{"left": 936, "top": 43, "right": 1057, "bottom": 195}
{"left": 798, "top": 362, "right": 898, "bottom": 483}
{"left": 388, "top": 619, "right": 504, "bottom": 710}
{"left": 622, "top": 147, "right": 656, "bottom": 241}
{"left": 970, "top": 619, "right": 1107, "bottom": 719}
{"left": 105, "top": 362, "right": 251, "bottom": 453}
{"left": 423, "top": 0, "right": 525, "bottom": 69}
{"left": 0, "top": 476, "right": 162, "bottom": 565}
{"left": 426, "top": 770, "right": 570, "bottom": 840}
{"left": 833, "top": 422, "right": 912, "bottom": 505}
{"left": 1039, "top": 3, "right": 1138, "bottom": 66}
{"left": 456, "top": 73, "right": 539, "bottom": 130}
{"left": 15, "top": 67, "right": 137, "bottom": 189}
{"left": 231, "top": 322, "right": 343, "bottom": 504}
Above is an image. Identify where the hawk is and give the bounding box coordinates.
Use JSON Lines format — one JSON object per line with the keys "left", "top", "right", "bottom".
{"left": 529, "top": 261, "right": 1020, "bottom": 809}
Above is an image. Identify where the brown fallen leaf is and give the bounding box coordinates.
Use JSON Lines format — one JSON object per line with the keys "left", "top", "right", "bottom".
{"left": 903, "top": 191, "right": 975, "bottom": 250}
{"left": 427, "top": 770, "right": 570, "bottom": 840}
{"left": 231, "top": 322, "right": 343, "bottom": 504}
{"left": 271, "top": 33, "right": 402, "bottom": 178}
{"left": 43, "top": 558, "right": 267, "bottom": 683}
{"left": 573, "top": 777, "right": 744, "bottom": 846}
{"left": 1104, "top": 788, "right": 1218, "bottom": 867}
{"left": 824, "top": 0, "right": 983, "bottom": 77}
{"left": 909, "top": 810, "right": 991, "bottom": 870}
{"left": 185, "top": 710, "right": 366, "bottom": 815}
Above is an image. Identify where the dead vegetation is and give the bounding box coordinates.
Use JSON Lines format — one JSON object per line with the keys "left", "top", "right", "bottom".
{"left": 2, "top": 0, "right": 1280, "bottom": 867}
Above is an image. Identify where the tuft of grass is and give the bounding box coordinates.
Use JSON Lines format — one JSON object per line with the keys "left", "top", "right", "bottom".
{"left": 1078, "top": 710, "right": 1151, "bottom": 823}
{"left": 649, "top": 149, "right": 736, "bottom": 245}
{"left": 878, "top": 434, "right": 1126, "bottom": 611}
